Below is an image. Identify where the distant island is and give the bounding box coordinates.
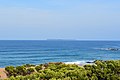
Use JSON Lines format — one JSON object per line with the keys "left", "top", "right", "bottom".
{"left": 46, "top": 39, "right": 79, "bottom": 41}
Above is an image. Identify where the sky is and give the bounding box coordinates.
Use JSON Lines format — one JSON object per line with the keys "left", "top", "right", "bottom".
{"left": 0, "top": 0, "right": 120, "bottom": 40}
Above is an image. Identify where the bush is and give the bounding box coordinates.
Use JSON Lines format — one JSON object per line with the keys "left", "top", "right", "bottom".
{"left": 16, "top": 66, "right": 27, "bottom": 76}
{"left": 26, "top": 68, "right": 35, "bottom": 74}
{"left": 5, "top": 66, "right": 16, "bottom": 77}
{"left": 23, "top": 64, "right": 35, "bottom": 67}
{"left": 5, "top": 60, "right": 120, "bottom": 80}
{"left": 35, "top": 65, "right": 43, "bottom": 72}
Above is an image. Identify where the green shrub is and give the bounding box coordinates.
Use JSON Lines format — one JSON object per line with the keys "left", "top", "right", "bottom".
{"left": 35, "top": 65, "right": 43, "bottom": 72}
{"left": 5, "top": 60, "right": 120, "bottom": 80}
{"left": 15, "top": 66, "right": 27, "bottom": 76}
{"left": 26, "top": 68, "right": 35, "bottom": 74}
{"left": 5, "top": 66, "right": 16, "bottom": 77}
{"left": 23, "top": 64, "right": 35, "bottom": 67}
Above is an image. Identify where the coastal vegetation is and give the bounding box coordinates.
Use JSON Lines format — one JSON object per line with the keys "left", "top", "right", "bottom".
{"left": 3, "top": 60, "right": 120, "bottom": 80}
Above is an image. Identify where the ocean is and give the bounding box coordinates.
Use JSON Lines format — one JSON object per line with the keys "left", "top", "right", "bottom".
{"left": 0, "top": 40, "right": 120, "bottom": 67}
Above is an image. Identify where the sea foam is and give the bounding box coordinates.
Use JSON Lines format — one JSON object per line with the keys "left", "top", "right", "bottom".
{"left": 65, "top": 60, "right": 95, "bottom": 66}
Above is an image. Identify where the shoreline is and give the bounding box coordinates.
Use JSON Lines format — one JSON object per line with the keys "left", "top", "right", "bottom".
{"left": 0, "top": 60, "right": 95, "bottom": 68}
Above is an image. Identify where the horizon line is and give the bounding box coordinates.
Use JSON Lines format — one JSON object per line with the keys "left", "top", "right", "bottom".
{"left": 0, "top": 39, "right": 120, "bottom": 41}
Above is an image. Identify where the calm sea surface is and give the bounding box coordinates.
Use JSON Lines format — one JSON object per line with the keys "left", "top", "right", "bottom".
{"left": 0, "top": 40, "right": 120, "bottom": 67}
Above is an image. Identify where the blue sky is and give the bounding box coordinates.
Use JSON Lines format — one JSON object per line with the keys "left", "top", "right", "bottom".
{"left": 0, "top": 0, "right": 120, "bottom": 40}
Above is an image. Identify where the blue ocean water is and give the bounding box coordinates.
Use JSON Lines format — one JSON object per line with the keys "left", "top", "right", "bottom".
{"left": 0, "top": 40, "right": 120, "bottom": 67}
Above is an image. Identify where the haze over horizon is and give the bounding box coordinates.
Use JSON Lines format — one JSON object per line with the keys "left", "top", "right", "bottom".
{"left": 0, "top": 0, "right": 120, "bottom": 40}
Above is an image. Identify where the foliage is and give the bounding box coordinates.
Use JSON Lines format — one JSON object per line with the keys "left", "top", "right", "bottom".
{"left": 5, "top": 60, "right": 120, "bottom": 80}
{"left": 23, "top": 64, "right": 35, "bottom": 67}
